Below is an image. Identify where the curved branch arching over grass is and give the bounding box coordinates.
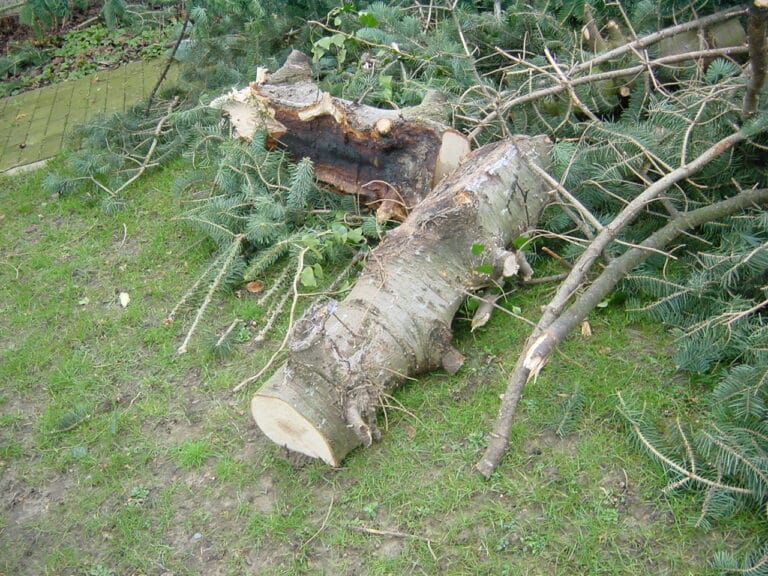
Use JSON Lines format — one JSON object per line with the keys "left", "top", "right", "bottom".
{"left": 476, "top": 118, "right": 768, "bottom": 478}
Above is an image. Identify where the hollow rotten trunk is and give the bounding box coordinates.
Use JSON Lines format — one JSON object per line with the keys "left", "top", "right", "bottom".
{"left": 252, "top": 136, "right": 552, "bottom": 466}
{"left": 210, "top": 50, "right": 470, "bottom": 222}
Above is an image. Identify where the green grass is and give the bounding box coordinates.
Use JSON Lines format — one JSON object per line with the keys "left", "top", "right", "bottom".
{"left": 0, "top": 159, "right": 763, "bottom": 575}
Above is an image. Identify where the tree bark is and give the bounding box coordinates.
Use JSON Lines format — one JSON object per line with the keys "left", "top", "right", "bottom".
{"left": 210, "top": 50, "right": 470, "bottom": 222}
{"left": 475, "top": 122, "right": 767, "bottom": 479}
{"left": 251, "top": 136, "right": 552, "bottom": 466}
{"left": 743, "top": 0, "right": 768, "bottom": 120}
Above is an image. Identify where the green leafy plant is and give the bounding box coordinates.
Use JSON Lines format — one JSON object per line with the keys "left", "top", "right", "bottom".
{"left": 19, "top": 0, "right": 88, "bottom": 36}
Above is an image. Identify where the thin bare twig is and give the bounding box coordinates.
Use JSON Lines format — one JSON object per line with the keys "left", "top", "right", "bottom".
{"left": 232, "top": 247, "right": 309, "bottom": 393}
{"left": 461, "top": 288, "right": 536, "bottom": 327}
{"left": 527, "top": 162, "right": 603, "bottom": 234}
{"left": 300, "top": 495, "right": 334, "bottom": 550}
{"left": 349, "top": 524, "right": 434, "bottom": 543}
{"left": 470, "top": 20, "right": 748, "bottom": 139}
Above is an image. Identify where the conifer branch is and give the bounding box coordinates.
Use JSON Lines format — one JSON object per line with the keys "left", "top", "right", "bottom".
{"left": 146, "top": 7, "right": 189, "bottom": 114}
{"left": 448, "top": 2, "right": 508, "bottom": 138}
{"left": 253, "top": 287, "right": 292, "bottom": 344}
{"left": 616, "top": 393, "right": 753, "bottom": 496}
{"left": 537, "top": 126, "right": 756, "bottom": 336}
{"left": 177, "top": 234, "right": 245, "bottom": 355}
{"left": 477, "top": 179, "right": 768, "bottom": 478}
{"left": 543, "top": 46, "right": 599, "bottom": 123}
{"left": 472, "top": 38, "right": 749, "bottom": 138}
{"left": 97, "top": 97, "right": 180, "bottom": 198}
{"left": 166, "top": 247, "right": 228, "bottom": 322}
{"left": 215, "top": 318, "right": 243, "bottom": 350}
{"left": 704, "top": 424, "right": 768, "bottom": 488}
{"left": 257, "top": 261, "right": 292, "bottom": 306}
{"left": 527, "top": 161, "right": 603, "bottom": 235}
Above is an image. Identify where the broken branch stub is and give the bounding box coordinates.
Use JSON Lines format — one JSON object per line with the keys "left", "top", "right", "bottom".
{"left": 251, "top": 136, "right": 552, "bottom": 466}
{"left": 209, "top": 50, "right": 470, "bottom": 221}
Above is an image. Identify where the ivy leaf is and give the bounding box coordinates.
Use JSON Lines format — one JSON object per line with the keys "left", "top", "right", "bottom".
{"left": 347, "top": 227, "right": 364, "bottom": 244}
{"left": 471, "top": 243, "right": 486, "bottom": 255}
{"left": 300, "top": 266, "right": 317, "bottom": 288}
{"left": 475, "top": 264, "right": 494, "bottom": 275}
{"left": 358, "top": 11, "right": 378, "bottom": 27}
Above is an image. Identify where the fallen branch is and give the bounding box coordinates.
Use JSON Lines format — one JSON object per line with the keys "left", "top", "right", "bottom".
{"left": 146, "top": 7, "right": 189, "bottom": 114}
{"left": 232, "top": 247, "right": 309, "bottom": 392}
{"left": 470, "top": 7, "right": 748, "bottom": 139}
{"left": 349, "top": 524, "right": 434, "bottom": 543}
{"left": 476, "top": 138, "right": 768, "bottom": 479}
{"left": 177, "top": 234, "right": 244, "bottom": 354}
{"left": 90, "top": 96, "right": 179, "bottom": 198}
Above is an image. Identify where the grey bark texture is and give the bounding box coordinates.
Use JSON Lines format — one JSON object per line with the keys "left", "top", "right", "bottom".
{"left": 251, "top": 136, "right": 552, "bottom": 466}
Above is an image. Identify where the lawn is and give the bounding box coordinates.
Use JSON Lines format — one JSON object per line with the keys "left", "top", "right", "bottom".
{"left": 0, "top": 159, "right": 762, "bottom": 575}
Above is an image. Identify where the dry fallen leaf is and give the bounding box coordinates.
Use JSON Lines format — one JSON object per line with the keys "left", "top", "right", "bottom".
{"left": 118, "top": 291, "right": 131, "bottom": 308}
{"left": 580, "top": 320, "right": 592, "bottom": 337}
{"left": 245, "top": 280, "right": 265, "bottom": 293}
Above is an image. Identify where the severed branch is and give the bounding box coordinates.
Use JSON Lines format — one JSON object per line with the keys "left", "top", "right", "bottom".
{"left": 475, "top": 124, "right": 768, "bottom": 478}
{"left": 232, "top": 247, "right": 309, "bottom": 392}
{"left": 470, "top": 7, "right": 748, "bottom": 139}
{"left": 617, "top": 393, "right": 754, "bottom": 496}
{"left": 89, "top": 97, "right": 180, "bottom": 198}
{"left": 177, "top": 234, "right": 244, "bottom": 354}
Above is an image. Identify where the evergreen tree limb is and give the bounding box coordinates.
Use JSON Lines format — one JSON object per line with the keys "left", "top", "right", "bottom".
{"left": 616, "top": 393, "right": 754, "bottom": 496}
{"left": 527, "top": 161, "right": 603, "bottom": 237}
{"left": 476, "top": 182, "right": 768, "bottom": 479}
{"left": 743, "top": 1, "right": 768, "bottom": 120}
{"left": 470, "top": 6, "right": 749, "bottom": 139}
{"left": 102, "top": 97, "right": 180, "bottom": 198}
{"left": 478, "top": 44, "right": 749, "bottom": 139}
{"left": 177, "top": 234, "right": 245, "bottom": 355}
{"left": 166, "top": 246, "right": 229, "bottom": 322}
{"left": 540, "top": 125, "right": 757, "bottom": 338}
{"left": 542, "top": 46, "right": 600, "bottom": 123}
{"left": 448, "top": 2, "right": 508, "bottom": 138}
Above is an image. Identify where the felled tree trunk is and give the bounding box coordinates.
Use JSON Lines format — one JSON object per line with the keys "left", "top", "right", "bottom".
{"left": 210, "top": 50, "right": 470, "bottom": 222}
{"left": 251, "top": 136, "right": 552, "bottom": 466}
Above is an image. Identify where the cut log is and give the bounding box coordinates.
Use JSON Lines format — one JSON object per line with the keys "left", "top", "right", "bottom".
{"left": 251, "top": 136, "right": 552, "bottom": 466}
{"left": 209, "top": 50, "right": 471, "bottom": 222}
